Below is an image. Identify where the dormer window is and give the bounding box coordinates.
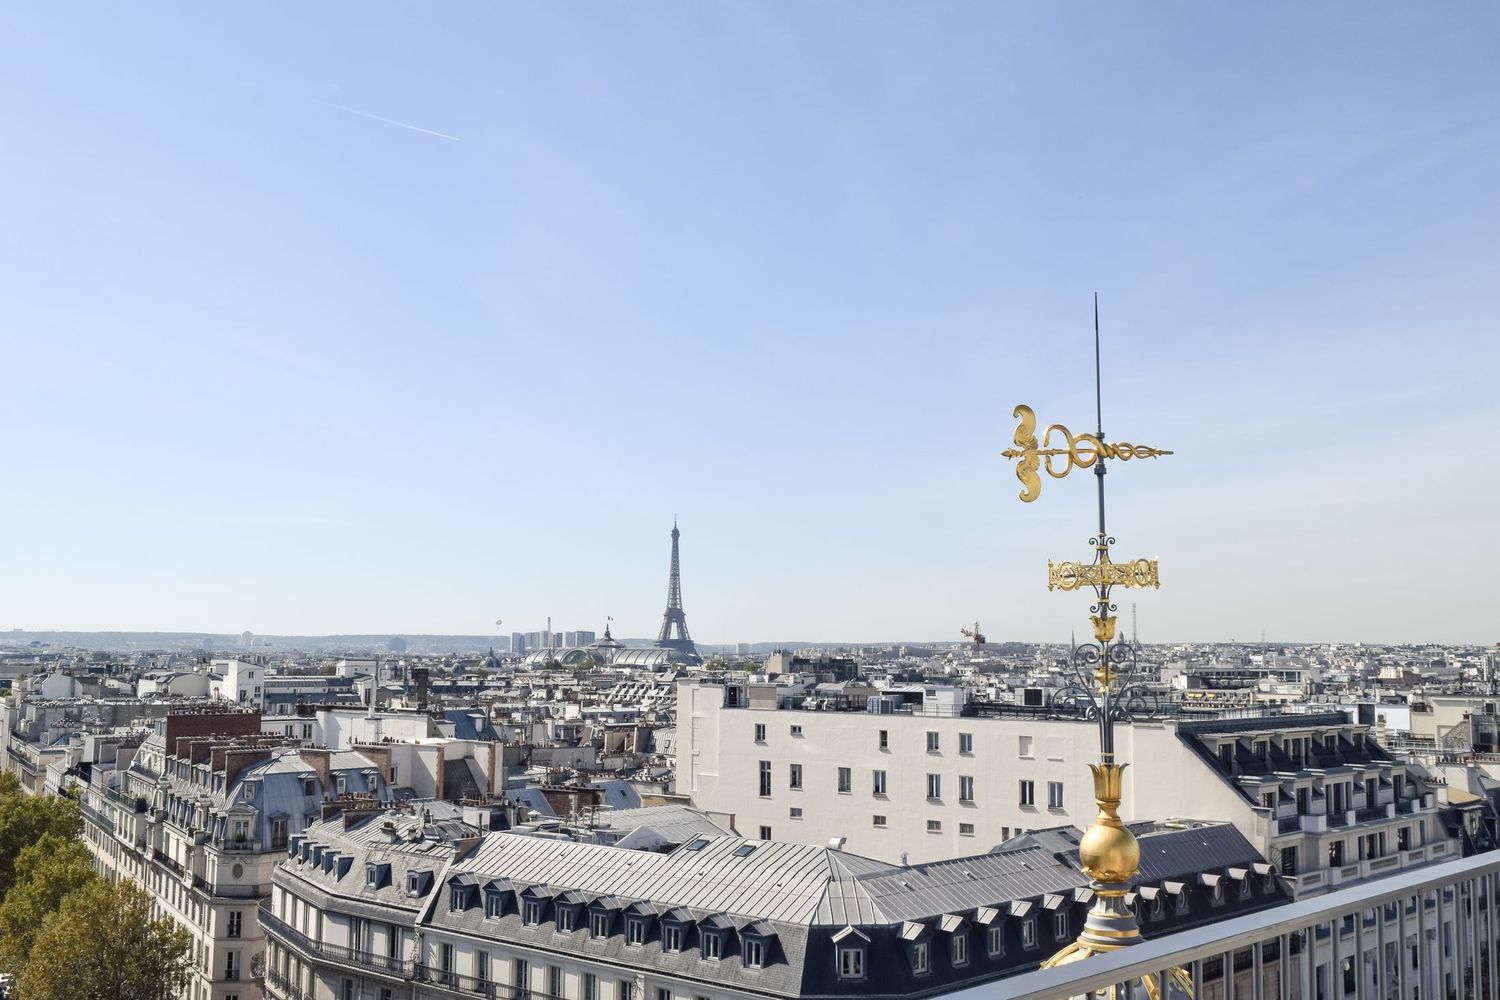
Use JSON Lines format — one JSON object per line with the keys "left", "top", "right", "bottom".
{"left": 590, "top": 911, "right": 610, "bottom": 938}
{"left": 838, "top": 945, "right": 865, "bottom": 979}
{"left": 557, "top": 907, "right": 575, "bottom": 932}
{"left": 986, "top": 925, "right": 1003, "bottom": 957}
{"left": 662, "top": 925, "right": 683, "bottom": 953}
{"left": 743, "top": 936, "right": 765, "bottom": 968}
{"left": 524, "top": 901, "right": 544, "bottom": 925}
{"left": 485, "top": 890, "right": 506, "bottom": 919}
{"left": 406, "top": 870, "right": 432, "bottom": 898}
{"left": 701, "top": 931, "right": 722, "bottom": 960}
{"left": 1053, "top": 913, "right": 1067, "bottom": 939}
{"left": 951, "top": 932, "right": 968, "bottom": 967}
{"left": 450, "top": 885, "right": 473, "bottom": 912}
{"left": 1021, "top": 919, "right": 1036, "bottom": 949}
{"left": 626, "top": 918, "right": 646, "bottom": 946}
{"left": 365, "top": 863, "right": 379, "bottom": 889}
{"left": 911, "top": 941, "right": 929, "bottom": 975}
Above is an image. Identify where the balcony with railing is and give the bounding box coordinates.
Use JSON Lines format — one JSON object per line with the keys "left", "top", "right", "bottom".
{"left": 259, "top": 903, "right": 418, "bottom": 980}
{"left": 973, "top": 849, "right": 1500, "bottom": 1000}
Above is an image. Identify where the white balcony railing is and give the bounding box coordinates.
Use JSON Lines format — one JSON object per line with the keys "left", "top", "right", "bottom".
{"left": 959, "top": 849, "right": 1500, "bottom": 999}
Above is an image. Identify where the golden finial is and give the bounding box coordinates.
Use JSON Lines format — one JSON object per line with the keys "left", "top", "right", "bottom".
{"left": 1003, "top": 298, "right": 1190, "bottom": 994}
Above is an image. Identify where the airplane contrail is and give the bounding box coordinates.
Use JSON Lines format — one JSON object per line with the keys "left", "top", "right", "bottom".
{"left": 318, "top": 100, "right": 460, "bottom": 142}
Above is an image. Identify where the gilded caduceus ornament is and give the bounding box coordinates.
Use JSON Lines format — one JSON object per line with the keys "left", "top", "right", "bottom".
{"left": 1008, "top": 299, "right": 1191, "bottom": 994}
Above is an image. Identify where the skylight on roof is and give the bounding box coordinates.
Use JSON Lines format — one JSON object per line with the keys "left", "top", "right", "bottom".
{"left": 733, "top": 844, "right": 757, "bottom": 857}
{"left": 685, "top": 838, "right": 710, "bottom": 852}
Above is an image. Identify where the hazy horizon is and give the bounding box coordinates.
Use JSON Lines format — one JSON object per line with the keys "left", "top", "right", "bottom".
{"left": 3, "top": 5, "right": 1497, "bottom": 644}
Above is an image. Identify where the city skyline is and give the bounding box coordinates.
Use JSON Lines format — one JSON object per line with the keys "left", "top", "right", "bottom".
{"left": 3, "top": 5, "right": 1497, "bottom": 643}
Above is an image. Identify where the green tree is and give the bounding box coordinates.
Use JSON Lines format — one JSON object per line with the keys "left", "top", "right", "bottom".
{"left": 0, "top": 770, "right": 21, "bottom": 800}
{"left": 0, "top": 793, "right": 81, "bottom": 898}
{"left": 0, "top": 834, "right": 97, "bottom": 976}
{"left": 19, "top": 878, "right": 191, "bottom": 1000}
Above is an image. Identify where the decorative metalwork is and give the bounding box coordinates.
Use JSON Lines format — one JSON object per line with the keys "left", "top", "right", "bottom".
{"left": 1001, "top": 404, "right": 1173, "bottom": 503}
{"left": 1049, "top": 550, "right": 1159, "bottom": 592}
{"left": 1007, "top": 297, "right": 1184, "bottom": 985}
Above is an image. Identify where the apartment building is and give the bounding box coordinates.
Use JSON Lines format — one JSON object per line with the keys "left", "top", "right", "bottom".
{"left": 678, "top": 681, "right": 1468, "bottom": 895}
{"left": 262, "top": 805, "right": 1286, "bottom": 1000}
{"left": 78, "top": 708, "right": 394, "bottom": 1000}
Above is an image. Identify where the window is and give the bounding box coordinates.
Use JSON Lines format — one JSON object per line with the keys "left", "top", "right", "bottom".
{"left": 1020, "top": 780, "right": 1036, "bottom": 807}
{"left": 626, "top": 919, "right": 646, "bottom": 946}
{"left": 1048, "top": 781, "right": 1064, "bottom": 810}
{"left": 838, "top": 945, "right": 865, "bottom": 979}
{"left": 558, "top": 906, "right": 576, "bottom": 931}
{"left": 590, "top": 912, "right": 610, "bottom": 938}
{"left": 655, "top": 990, "right": 670, "bottom": 1000}
{"left": 789, "top": 764, "right": 803, "bottom": 790}
{"left": 926, "top": 731, "right": 940, "bottom": 753}
{"left": 960, "top": 776, "right": 974, "bottom": 803}
{"left": 549, "top": 966, "right": 562, "bottom": 997}
{"left": 754, "top": 724, "right": 766, "bottom": 743}
{"left": 759, "top": 761, "right": 771, "bottom": 798}
{"left": 789, "top": 807, "right": 803, "bottom": 819}
{"left": 758, "top": 826, "right": 771, "bottom": 841}
{"left": 952, "top": 933, "right": 969, "bottom": 967}
{"left": 873, "top": 770, "right": 887, "bottom": 796}
{"left": 1019, "top": 735, "right": 1034, "bottom": 758}
{"left": 1281, "top": 846, "right": 1299, "bottom": 877}
{"left": 342, "top": 980, "right": 354, "bottom": 1000}
{"left": 873, "top": 815, "right": 887, "bottom": 827}
{"left": 270, "top": 817, "right": 288, "bottom": 850}
{"left": 1054, "top": 912, "right": 1068, "bottom": 938}
{"left": 583, "top": 974, "right": 597, "bottom": 1000}
{"left": 524, "top": 900, "right": 543, "bottom": 925}
{"left": 744, "top": 937, "right": 765, "bottom": 968}
{"left": 486, "top": 891, "right": 506, "bottom": 918}
{"left": 927, "top": 774, "right": 941, "bottom": 800}
{"left": 477, "top": 951, "right": 490, "bottom": 985}
{"left": 227, "top": 910, "right": 242, "bottom": 938}
{"left": 960, "top": 822, "right": 975, "bottom": 836}
{"left": 702, "top": 931, "right": 722, "bottom": 959}
{"left": 837, "top": 767, "right": 852, "bottom": 793}
{"left": 1398, "top": 827, "right": 1411, "bottom": 852}
{"left": 790, "top": 724, "right": 803, "bottom": 737}
{"left": 1021, "top": 920, "right": 1036, "bottom": 948}
{"left": 1329, "top": 841, "right": 1344, "bottom": 868}
{"left": 987, "top": 925, "right": 1004, "bottom": 957}
{"left": 225, "top": 951, "right": 238, "bottom": 980}
{"left": 927, "top": 820, "right": 942, "bottom": 833}
{"left": 439, "top": 943, "right": 453, "bottom": 982}
{"left": 912, "top": 941, "right": 929, "bottom": 974}
{"left": 618, "top": 980, "right": 634, "bottom": 1000}
{"left": 878, "top": 730, "right": 889, "bottom": 750}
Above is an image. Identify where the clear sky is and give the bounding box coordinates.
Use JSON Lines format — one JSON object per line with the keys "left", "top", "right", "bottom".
{"left": 2, "top": 4, "right": 1497, "bottom": 645}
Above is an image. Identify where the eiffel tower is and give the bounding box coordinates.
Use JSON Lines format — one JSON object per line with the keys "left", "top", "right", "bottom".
{"left": 654, "top": 521, "right": 699, "bottom": 661}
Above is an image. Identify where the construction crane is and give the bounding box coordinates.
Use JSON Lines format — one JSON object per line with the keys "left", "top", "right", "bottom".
{"left": 960, "top": 622, "right": 986, "bottom": 645}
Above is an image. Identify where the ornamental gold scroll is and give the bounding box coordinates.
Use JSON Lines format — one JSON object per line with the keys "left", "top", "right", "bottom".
{"left": 1048, "top": 555, "right": 1160, "bottom": 592}
{"left": 1000, "top": 404, "right": 1173, "bottom": 503}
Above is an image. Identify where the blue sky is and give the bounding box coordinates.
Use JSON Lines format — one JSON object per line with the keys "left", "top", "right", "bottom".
{"left": 2, "top": 4, "right": 1496, "bottom": 644}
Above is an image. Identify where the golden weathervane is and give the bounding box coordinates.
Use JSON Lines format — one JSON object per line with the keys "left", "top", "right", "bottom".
{"left": 1003, "top": 298, "right": 1189, "bottom": 997}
